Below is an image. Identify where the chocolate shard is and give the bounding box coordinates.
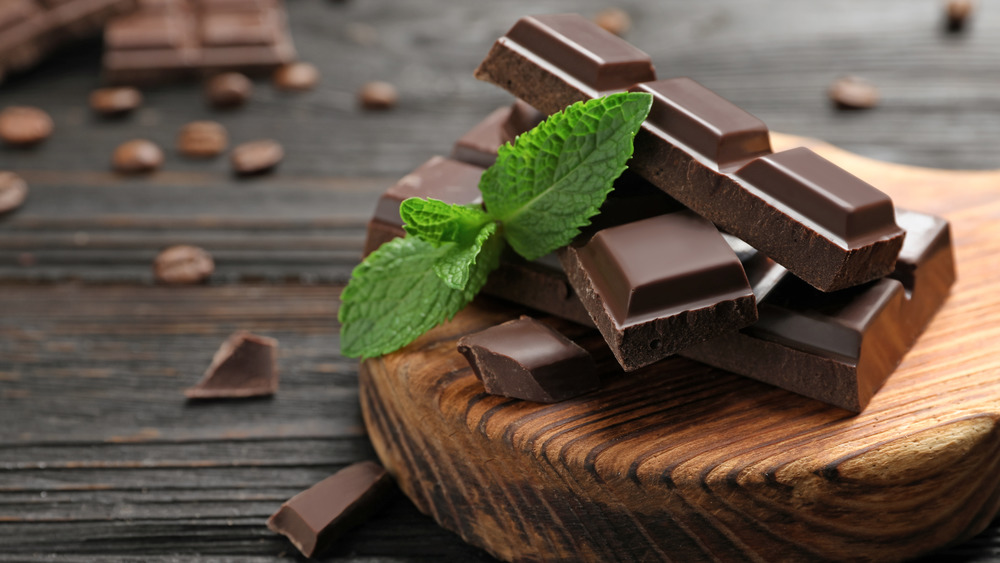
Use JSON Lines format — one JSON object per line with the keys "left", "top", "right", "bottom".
{"left": 450, "top": 100, "right": 544, "bottom": 168}
{"left": 267, "top": 461, "right": 395, "bottom": 558}
{"left": 185, "top": 331, "right": 278, "bottom": 399}
{"left": 680, "top": 209, "right": 955, "bottom": 412}
{"left": 560, "top": 210, "right": 758, "bottom": 371}
{"left": 474, "top": 13, "right": 655, "bottom": 115}
{"left": 458, "top": 315, "right": 600, "bottom": 403}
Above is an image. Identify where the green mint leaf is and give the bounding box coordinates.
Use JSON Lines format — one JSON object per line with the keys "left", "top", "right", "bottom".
{"left": 479, "top": 92, "right": 653, "bottom": 261}
{"left": 434, "top": 222, "right": 498, "bottom": 290}
{"left": 400, "top": 197, "right": 487, "bottom": 246}
{"left": 339, "top": 231, "right": 502, "bottom": 359}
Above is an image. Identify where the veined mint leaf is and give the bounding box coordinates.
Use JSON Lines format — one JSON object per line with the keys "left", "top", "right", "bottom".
{"left": 479, "top": 92, "right": 653, "bottom": 261}
{"left": 400, "top": 197, "right": 488, "bottom": 246}
{"left": 434, "top": 221, "right": 499, "bottom": 290}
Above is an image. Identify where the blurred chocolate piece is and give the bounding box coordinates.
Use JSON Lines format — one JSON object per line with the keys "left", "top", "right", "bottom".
{"left": 267, "top": 461, "right": 395, "bottom": 558}
{"left": 177, "top": 120, "right": 228, "bottom": 157}
{"left": 458, "top": 316, "right": 600, "bottom": 403}
{"left": 103, "top": 0, "right": 296, "bottom": 85}
{"left": 946, "top": 0, "right": 973, "bottom": 32}
{"left": 593, "top": 8, "right": 631, "bottom": 36}
{"left": 186, "top": 331, "right": 278, "bottom": 399}
{"left": 112, "top": 139, "right": 164, "bottom": 173}
{"left": 153, "top": 244, "right": 214, "bottom": 284}
{"left": 90, "top": 87, "right": 143, "bottom": 116}
{"left": 205, "top": 71, "right": 253, "bottom": 108}
{"left": 0, "top": 106, "right": 53, "bottom": 146}
{"left": 358, "top": 80, "right": 398, "bottom": 110}
{"left": 273, "top": 61, "right": 318, "bottom": 91}
{"left": 230, "top": 139, "right": 283, "bottom": 174}
{"left": 0, "top": 172, "right": 29, "bottom": 215}
{"left": 828, "top": 76, "right": 880, "bottom": 110}
{"left": 450, "top": 100, "right": 544, "bottom": 168}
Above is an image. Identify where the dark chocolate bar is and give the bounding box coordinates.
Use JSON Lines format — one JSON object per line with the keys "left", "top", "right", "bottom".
{"left": 560, "top": 210, "right": 757, "bottom": 371}
{"left": 679, "top": 209, "right": 955, "bottom": 412}
{"left": 267, "top": 461, "right": 395, "bottom": 558}
{"left": 0, "top": 0, "right": 138, "bottom": 84}
{"left": 185, "top": 331, "right": 278, "bottom": 399}
{"left": 450, "top": 100, "right": 544, "bottom": 168}
{"left": 458, "top": 315, "right": 600, "bottom": 403}
{"left": 475, "top": 15, "right": 906, "bottom": 292}
{"left": 102, "top": 0, "right": 296, "bottom": 85}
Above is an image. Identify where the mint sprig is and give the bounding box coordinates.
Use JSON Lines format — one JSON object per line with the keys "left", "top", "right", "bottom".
{"left": 339, "top": 92, "right": 653, "bottom": 359}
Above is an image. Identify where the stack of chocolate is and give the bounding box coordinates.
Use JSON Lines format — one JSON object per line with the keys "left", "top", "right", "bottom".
{"left": 363, "top": 14, "right": 956, "bottom": 413}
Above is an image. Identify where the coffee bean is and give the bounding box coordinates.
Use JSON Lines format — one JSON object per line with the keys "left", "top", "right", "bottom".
{"left": 230, "top": 139, "right": 284, "bottom": 175}
{"left": 593, "top": 8, "right": 631, "bottom": 36}
{"left": 205, "top": 72, "right": 253, "bottom": 108}
{"left": 0, "top": 106, "right": 53, "bottom": 146}
{"left": 0, "top": 172, "right": 28, "bottom": 215}
{"left": 273, "top": 62, "right": 320, "bottom": 91}
{"left": 946, "top": 0, "right": 973, "bottom": 32}
{"left": 153, "top": 245, "right": 215, "bottom": 284}
{"left": 113, "top": 139, "right": 165, "bottom": 174}
{"left": 828, "top": 76, "right": 880, "bottom": 110}
{"left": 89, "top": 87, "right": 143, "bottom": 116}
{"left": 177, "top": 121, "right": 228, "bottom": 158}
{"left": 358, "top": 81, "right": 398, "bottom": 110}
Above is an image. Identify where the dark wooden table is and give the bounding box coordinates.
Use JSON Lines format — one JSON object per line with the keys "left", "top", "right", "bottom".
{"left": 2, "top": 1, "right": 999, "bottom": 560}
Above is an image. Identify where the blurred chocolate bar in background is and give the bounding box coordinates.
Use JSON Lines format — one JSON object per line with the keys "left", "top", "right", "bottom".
{"left": 0, "top": 0, "right": 138, "bottom": 84}
{"left": 103, "top": 0, "right": 296, "bottom": 85}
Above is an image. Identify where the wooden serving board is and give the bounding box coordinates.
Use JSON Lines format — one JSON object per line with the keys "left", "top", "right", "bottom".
{"left": 358, "top": 133, "right": 1000, "bottom": 562}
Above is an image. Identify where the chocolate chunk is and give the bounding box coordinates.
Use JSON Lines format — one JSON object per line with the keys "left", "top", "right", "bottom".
{"left": 828, "top": 76, "right": 880, "bottom": 110}
{"left": 474, "top": 14, "right": 655, "bottom": 115}
{"left": 153, "top": 244, "right": 214, "bottom": 284}
{"left": 177, "top": 121, "right": 228, "bottom": 158}
{"left": 267, "top": 461, "right": 395, "bottom": 558}
{"left": 560, "top": 211, "right": 757, "bottom": 371}
{"left": 230, "top": 139, "right": 283, "bottom": 175}
{"left": 185, "top": 331, "right": 279, "bottom": 399}
{"left": 0, "top": 172, "right": 28, "bottom": 215}
{"left": 358, "top": 80, "right": 398, "bottom": 110}
{"left": 593, "top": 8, "right": 631, "bottom": 36}
{"left": 0, "top": 106, "right": 53, "bottom": 147}
{"left": 450, "top": 100, "right": 544, "bottom": 168}
{"left": 103, "top": 0, "right": 296, "bottom": 85}
{"left": 476, "top": 18, "right": 905, "bottom": 291}
{"left": 112, "top": 139, "right": 164, "bottom": 174}
{"left": 205, "top": 72, "right": 253, "bottom": 108}
{"left": 680, "top": 209, "right": 956, "bottom": 412}
{"left": 458, "top": 316, "right": 600, "bottom": 402}
{"left": 273, "top": 61, "right": 319, "bottom": 91}
{"left": 946, "top": 0, "right": 973, "bottom": 32}
{"left": 89, "top": 87, "right": 143, "bottom": 116}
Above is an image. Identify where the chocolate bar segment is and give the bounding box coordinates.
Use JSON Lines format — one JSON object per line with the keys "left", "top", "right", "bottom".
{"left": 458, "top": 315, "right": 600, "bottom": 403}
{"left": 560, "top": 211, "right": 757, "bottom": 371}
{"left": 450, "top": 100, "right": 544, "bottom": 168}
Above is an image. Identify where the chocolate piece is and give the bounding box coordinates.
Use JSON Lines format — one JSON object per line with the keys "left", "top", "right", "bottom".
{"left": 561, "top": 211, "right": 757, "bottom": 371}
{"left": 476, "top": 17, "right": 906, "bottom": 291}
{"left": 450, "top": 100, "right": 544, "bottom": 168}
{"left": 153, "top": 244, "right": 214, "bottom": 284}
{"left": 90, "top": 87, "right": 143, "bottom": 116}
{"left": 112, "top": 139, "right": 164, "bottom": 173}
{"left": 267, "top": 461, "right": 395, "bottom": 558}
{"left": 828, "top": 76, "right": 879, "bottom": 110}
{"left": 185, "top": 331, "right": 278, "bottom": 399}
{"left": 273, "top": 61, "right": 319, "bottom": 91}
{"left": 177, "top": 120, "right": 228, "bottom": 157}
{"left": 358, "top": 80, "right": 398, "bottom": 110}
{"left": 205, "top": 71, "right": 253, "bottom": 108}
{"left": 474, "top": 13, "right": 656, "bottom": 115}
{"left": 0, "top": 172, "right": 29, "bottom": 216}
{"left": 103, "top": 0, "right": 296, "bottom": 85}
{"left": 230, "top": 139, "right": 283, "bottom": 175}
{"left": 680, "top": 210, "right": 955, "bottom": 412}
{"left": 0, "top": 106, "right": 53, "bottom": 147}
{"left": 458, "top": 316, "right": 600, "bottom": 402}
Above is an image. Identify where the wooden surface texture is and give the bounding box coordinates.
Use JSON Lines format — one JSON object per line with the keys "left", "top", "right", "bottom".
{"left": 3, "top": 0, "right": 1000, "bottom": 560}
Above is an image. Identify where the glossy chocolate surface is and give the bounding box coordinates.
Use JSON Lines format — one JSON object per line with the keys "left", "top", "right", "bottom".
{"left": 185, "top": 331, "right": 278, "bottom": 399}
{"left": 450, "top": 100, "right": 543, "bottom": 169}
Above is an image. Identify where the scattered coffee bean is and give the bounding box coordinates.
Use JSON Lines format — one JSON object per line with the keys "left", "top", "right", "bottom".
{"left": 593, "top": 8, "right": 631, "bottom": 36}
{"left": 273, "top": 62, "right": 320, "bottom": 91}
{"left": 153, "top": 245, "right": 215, "bottom": 284}
{"left": 828, "top": 76, "right": 880, "bottom": 110}
{"left": 231, "top": 139, "right": 284, "bottom": 175}
{"left": 0, "top": 172, "right": 28, "bottom": 215}
{"left": 205, "top": 72, "right": 253, "bottom": 108}
{"left": 177, "top": 121, "right": 228, "bottom": 158}
{"left": 358, "top": 81, "right": 398, "bottom": 110}
{"left": 0, "top": 106, "right": 53, "bottom": 146}
{"left": 946, "top": 0, "right": 973, "bottom": 32}
{"left": 89, "top": 87, "right": 143, "bottom": 116}
{"left": 112, "top": 139, "right": 165, "bottom": 174}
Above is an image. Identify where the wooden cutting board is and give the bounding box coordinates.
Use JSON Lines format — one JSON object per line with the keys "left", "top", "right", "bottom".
{"left": 358, "top": 132, "right": 1000, "bottom": 562}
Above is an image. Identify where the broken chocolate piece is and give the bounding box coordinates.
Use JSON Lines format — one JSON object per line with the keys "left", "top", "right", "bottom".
{"left": 560, "top": 210, "right": 757, "bottom": 371}
{"left": 185, "top": 331, "right": 278, "bottom": 399}
{"left": 458, "top": 316, "right": 600, "bottom": 402}
{"left": 450, "top": 100, "right": 544, "bottom": 168}
{"left": 267, "top": 461, "right": 395, "bottom": 558}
